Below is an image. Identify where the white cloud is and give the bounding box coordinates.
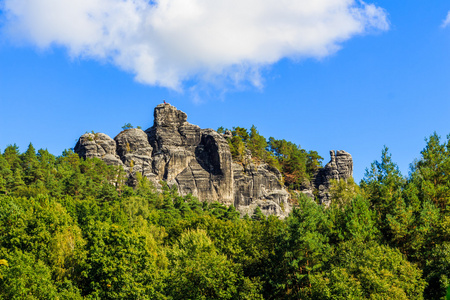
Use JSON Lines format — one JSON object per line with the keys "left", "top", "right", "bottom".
{"left": 442, "top": 11, "right": 450, "bottom": 28}
{"left": 2, "top": 0, "right": 389, "bottom": 90}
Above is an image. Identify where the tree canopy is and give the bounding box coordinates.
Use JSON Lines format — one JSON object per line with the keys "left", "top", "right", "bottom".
{"left": 220, "top": 125, "right": 323, "bottom": 189}
{"left": 0, "top": 131, "right": 449, "bottom": 299}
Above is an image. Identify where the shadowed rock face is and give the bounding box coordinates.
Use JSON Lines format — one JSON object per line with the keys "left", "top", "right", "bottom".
{"left": 313, "top": 150, "right": 353, "bottom": 206}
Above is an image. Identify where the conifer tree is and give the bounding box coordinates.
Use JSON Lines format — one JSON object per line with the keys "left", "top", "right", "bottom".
{"left": 0, "top": 155, "right": 12, "bottom": 194}
{"left": 252, "top": 206, "right": 265, "bottom": 221}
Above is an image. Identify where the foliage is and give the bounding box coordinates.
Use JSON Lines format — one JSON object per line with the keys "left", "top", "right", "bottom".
{"left": 328, "top": 177, "right": 360, "bottom": 208}
{"left": 311, "top": 240, "right": 426, "bottom": 299}
{"left": 1, "top": 131, "right": 449, "bottom": 299}
{"left": 122, "top": 123, "right": 134, "bottom": 130}
{"left": 165, "top": 229, "right": 263, "bottom": 299}
{"left": 220, "top": 125, "right": 322, "bottom": 190}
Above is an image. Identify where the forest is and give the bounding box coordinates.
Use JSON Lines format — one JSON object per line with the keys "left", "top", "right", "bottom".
{"left": 0, "top": 129, "right": 449, "bottom": 299}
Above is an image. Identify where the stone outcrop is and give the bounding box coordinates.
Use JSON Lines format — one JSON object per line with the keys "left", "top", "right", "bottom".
{"left": 145, "top": 105, "right": 234, "bottom": 205}
{"left": 233, "top": 161, "right": 291, "bottom": 218}
{"left": 74, "top": 103, "right": 290, "bottom": 217}
{"left": 313, "top": 150, "right": 353, "bottom": 206}
{"left": 114, "top": 128, "right": 154, "bottom": 183}
{"left": 74, "top": 103, "right": 353, "bottom": 216}
{"left": 74, "top": 132, "right": 123, "bottom": 166}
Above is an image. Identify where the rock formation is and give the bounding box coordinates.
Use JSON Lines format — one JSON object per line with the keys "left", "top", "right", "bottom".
{"left": 144, "top": 104, "right": 234, "bottom": 206}
{"left": 74, "top": 132, "right": 123, "bottom": 166}
{"left": 233, "top": 160, "right": 291, "bottom": 217}
{"left": 114, "top": 128, "right": 155, "bottom": 183}
{"left": 313, "top": 150, "right": 353, "bottom": 206}
{"left": 74, "top": 103, "right": 352, "bottom": 217}
{"left": 75, "top": 103, "right": 290, "bottom": 218}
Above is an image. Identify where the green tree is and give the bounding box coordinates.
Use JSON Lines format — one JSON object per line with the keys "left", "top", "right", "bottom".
{"left": 121, "top": 123, "right": 133, "bottom": 130}
{"left": 0, "top": 250, "right": 81, "bottom": 299}
{"left": 0, "top": 155, "right": 12, "bottom": 194}
{"left": 251, "top": 206, "right": 266, "bottom": 221}
{"left": 267, "top": 137, "right": 319, "bottom": 189}
{"left": 224, "top": 205, "right": 240, "bottom": 221}
{"left": 406, "top": 132, "right": 450, "bottom": 298}
{"left": 423, "top": 242, "right": 450, "bottom": 300}
{"left": 311, "top": 240, "right": 426, "bottom": 300}
{"left": 361, "top": 146, "right": 406, "bottom": 240}
{"left": 413, "top": 132, "right": 450, "bottom": 210}
{"left": 21, "top": 143, "right": 43, "bottom": 185}
{"left": 217, "top": 126, "right": 225, "bottom": 134}
{"left": 248, "top": 125, "right": 268, "bottom": 162}
{"left": 76, "top": 221, "right": 163, "bottom": 299}
{"left": 3, "top": 144, "right": 21, "bottom": 171}
{"left": 333, "top": 195, "right": 379, "bottom": 243}
{"left": 328, "top": 177, "right": 360, "bottom": 208}
{"left": 269, "top": 198, "right": 332, "bottom": 298}
{"left": 165, "top": 229, "right": 262, "bottom": 299}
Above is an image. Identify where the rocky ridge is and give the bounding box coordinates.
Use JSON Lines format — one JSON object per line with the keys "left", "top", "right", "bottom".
{"left": 74, "top": 103, "right": 353, "bottom": 217}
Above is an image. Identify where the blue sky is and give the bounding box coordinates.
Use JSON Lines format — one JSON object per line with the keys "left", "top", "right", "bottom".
{"left": 1, "top": 0, "right": 450, "bottom": 182}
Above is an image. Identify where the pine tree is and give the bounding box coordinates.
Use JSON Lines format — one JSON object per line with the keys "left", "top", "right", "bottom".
{"left": 252, "top": 207, "right": 265, "bottom": 221}
{"left": 0, "top": 155, "right": 12, "bottom": 194}
{"left": 3, "top": 144, "right": 21, "bottom": 171}
{"left": 361, "top": 146, "right": 406, "bottom": 239}
{"left": 21, "top": 143, "right": 42, "bottom": 184}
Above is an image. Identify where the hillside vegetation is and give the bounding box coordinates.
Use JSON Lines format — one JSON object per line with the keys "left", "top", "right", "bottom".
{"left": 219, "top": 125, "right": 323, "bottom": 189}
{"left": 0, "top": 132, "right": 449, "bottom": 299}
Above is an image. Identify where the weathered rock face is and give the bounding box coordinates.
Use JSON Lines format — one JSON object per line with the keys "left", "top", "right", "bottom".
{"left": 313, "top": 150, "right": 353, "bottom": 206}
{"left": 74, "top": 132, "right": 123, "bottom": 166}
{"left": 173, "top": 129, "right": 234, "bottom": 205}
{"left": 233, "top": 161, "right": 291, "bottom": 218}
{"left": 114, "top": 128, "right": 154, "bottom": 181}
{"left": 75, "top": 103, "right": 290, "bottom": 217}
{"left": 143, "top": 104, "right": 234, "bottom": 205}
{"left": 145, "top": 104, "right": 202, "bottom": 183}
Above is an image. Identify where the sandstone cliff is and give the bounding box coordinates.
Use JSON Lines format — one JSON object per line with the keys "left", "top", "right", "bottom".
{"left": 75, "top": 104, "right": 291, "bottom": 218}
{"left": 74, "top": 103, "right": 352, "bottom": 217}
